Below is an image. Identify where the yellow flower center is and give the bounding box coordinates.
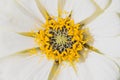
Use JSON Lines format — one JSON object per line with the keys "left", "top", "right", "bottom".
{"left": 34, "top": 17, "right": 92, "bottom": 63}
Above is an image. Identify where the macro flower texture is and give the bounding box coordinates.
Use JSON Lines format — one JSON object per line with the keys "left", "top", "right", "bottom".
{"left": 0, "top": 0, "right": 120, "bottom": 80}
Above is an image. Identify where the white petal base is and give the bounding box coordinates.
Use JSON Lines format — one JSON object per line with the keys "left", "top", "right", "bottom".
{"left": 0, "top": 54, "right": 54, "bottom": 80}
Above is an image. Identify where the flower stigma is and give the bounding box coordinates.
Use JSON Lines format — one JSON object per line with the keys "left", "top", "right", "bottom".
{"left": 34, "top": 16, "right": 93, "bottom": 64}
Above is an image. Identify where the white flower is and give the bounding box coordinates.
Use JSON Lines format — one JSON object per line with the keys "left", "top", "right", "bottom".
{"left": 0, "top": 0, "right": 120, "bottom": 80}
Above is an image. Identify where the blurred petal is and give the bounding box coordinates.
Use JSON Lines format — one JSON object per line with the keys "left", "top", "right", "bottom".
{"left": 76, "top": 62, "right": 93, "bottom": 80}
{"left": 117, "top": 13, "right": 120, "bottom": 18}
{"left": 56, "top": 63, "right": 78, "bottom": 80}
{"left": 86, "top": 53, "right": 120, "bottom": 80}
{"left": 79, "top": 0, "right": 112, "bottom": 25}
{"left": 48, "top": 62, "right": 59, "bottom": 80}
{"left": 63, "top": 0, "right": 74, "bottom": 18}
{"left": 35, "top": 0, "right": 50, "bottom": 20}
{"left": 93, "top": 36, "right": 120, "bottom": 57}
{"left": 108, "top": 0, "right": 120, "bottom": 12}
{"left": 17, "top": 32, "right": 35, "bottom": 37}
{"left": 58, "top": 0, "right": 66, "bottom": 17}
{"left": 15, "top": 47, "right": 40, "bottom": 56}
{"left": 39, "top": 0, "right": 58, "bottom": 17}
{"left": 16, "top": 0, "right": 46, "bottom": 22}
{"left": 0, "top": 0, "right": 42, "bottom": 32}
{"left": 0, "top": 55, "right": 54, "bottom": 80}
{"left": 14, "top": 0, "right": 44, "bottom": 24}
{"left": 89, "top": 12, "right": 120, "bottom": 37}
{"left": 72, "top": 0, "right": 94, "bottom": 23}
{"left": 0, "top": 30, "right": 36, "bottom": 58}
{"left": 88, "top": 7, "right": 120, "bottom": 57}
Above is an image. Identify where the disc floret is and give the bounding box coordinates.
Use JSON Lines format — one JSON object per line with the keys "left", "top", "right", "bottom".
{"left": 35, "top": 17, "right": 91, "bottom": 63}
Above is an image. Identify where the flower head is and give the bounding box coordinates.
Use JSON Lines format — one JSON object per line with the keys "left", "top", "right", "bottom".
{"left": 34, "top": 16, "right": 92, "bottom": 63}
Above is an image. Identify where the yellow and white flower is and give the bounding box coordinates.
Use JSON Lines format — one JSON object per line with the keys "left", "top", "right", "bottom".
{"left": 0, "top": 0, "right": 120, "bottom": 80}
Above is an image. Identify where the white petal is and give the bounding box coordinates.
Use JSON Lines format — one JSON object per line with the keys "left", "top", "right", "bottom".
{"left": 76, "top": 62, "right": 93, "bottom": 80}
{"left": 58, "top": 0, "right": 66, "bottom": 17}
{"left": 94, "top": 36, "right": 120, "bottom": 57}
{"left": 0, "top": 0, "right": 42, "bottom": 32}
{"left": 0, "top": 30, "right": 36, "bottom": 58}
{"left": 73, "top": 0, "right": 95, "bottom": 23}
{"left": 86, "top": 1, "right": 120, "bottom": 57}
{"left": 56, "top": 63, "right": 78, "bottom": 80}
{"left": 0, "top": 55, "right": 54, "bottom": 80}
{"left": 18, "top": 0, "right": 45, "bottom": 22}
{"left": 86, "top": 53, "right": 120, "bottom": 80}
{"left": 87, "top": 0, "right": 120, "bottom": 12}
{"left": 88, "top": 12, "right": 120, "bottom": 37}
{"left": 108, "top": 0, "right": 120, "bottom": 12}
{"left": 73, "top": 0, "right": 120, "bottom": 24}
{"left": 39, "top": 0, "right": 58, "bottom": 17}
{"left": 62, "top": 0, "right": 74, "bottom": 18}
